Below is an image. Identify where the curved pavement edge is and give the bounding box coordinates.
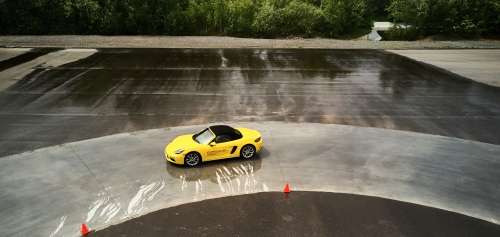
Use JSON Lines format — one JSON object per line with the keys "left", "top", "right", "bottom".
{"left": 1, "top": 122, "right": 499, "bottom": 236}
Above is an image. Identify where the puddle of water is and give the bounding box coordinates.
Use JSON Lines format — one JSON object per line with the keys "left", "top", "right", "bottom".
{"left": 84, "top": 179, "right": 167, "bottom": 227}
{"left": 85, "top": 194, "right": 122, "bottom": 225}
{"left": 166, "top": 157, "right": 262, "bottom": 183}
{"left": 126, "top": 180, "right": 166, "bottom": 215}
{"left": 167, "top": 157, "right": 263, "bottom": 195}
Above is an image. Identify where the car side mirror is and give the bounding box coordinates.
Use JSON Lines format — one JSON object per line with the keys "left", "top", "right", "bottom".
{"left": 210, "top": 142, "right": 216, "bottom": 147}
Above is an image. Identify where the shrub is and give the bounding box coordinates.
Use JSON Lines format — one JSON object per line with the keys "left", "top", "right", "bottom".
{"left": 320, "top": 0, "right": 371, "bottom": 37}
{"left": 277, "top": 0, "right": 323, "bottom": 37}
{"left": 387, "top": 0, "right": 500, "bottom": 39}
{"left": 252, "top": 3, "right": 279, "bottom": 38}
{"left": 227, "top": 0, "right": 258, "bottom": 37}
{"left": 384, "top": 25, "right": 420, "bottom": 41}
{"left": 0, "top": 0, "right": 374, "bottom": 38}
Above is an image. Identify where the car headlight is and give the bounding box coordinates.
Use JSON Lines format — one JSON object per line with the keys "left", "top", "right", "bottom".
{"left": 175, "top": 148, "right": 185, "bottom": 154}
{"left": 254, "top": 137, "right": 261, "bottom": 142}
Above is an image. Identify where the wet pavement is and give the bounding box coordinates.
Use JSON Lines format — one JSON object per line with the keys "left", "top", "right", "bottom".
{"left": 1, "top": 49, "right": 500, "bottom": 158}
{"left": 1, "top": 123, "right": 500, "bottom": 236}
{"left": 1, "top": 48, "right": 500, "bottom": 237}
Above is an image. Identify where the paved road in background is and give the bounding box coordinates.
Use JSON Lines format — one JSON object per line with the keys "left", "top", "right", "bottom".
{"left": 389, "top": 50, "right": 500, "bottom": 87}
{"left": 1, "top": 49, "right": 500, "bottom": 158}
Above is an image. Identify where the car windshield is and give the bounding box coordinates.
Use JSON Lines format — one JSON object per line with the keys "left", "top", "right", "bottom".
{"left": 193, "top": 128, "right": 215, "bottom": 144}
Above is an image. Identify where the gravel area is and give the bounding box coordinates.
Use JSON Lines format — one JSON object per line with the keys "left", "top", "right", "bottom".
{"left": 1, "top": 35, "right": 500, "bottom": 49}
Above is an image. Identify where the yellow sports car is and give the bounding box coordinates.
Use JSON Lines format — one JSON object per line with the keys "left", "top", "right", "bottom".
{"left": 165, "top": 125, "right": 263, "bottom": 166}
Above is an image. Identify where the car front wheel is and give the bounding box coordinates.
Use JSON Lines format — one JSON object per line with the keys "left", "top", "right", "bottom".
{"left": 185, "top": 152, "right": 201, "bottom": 166}
{"left": 240, "top": 145, "right": 255, "bottom": 159}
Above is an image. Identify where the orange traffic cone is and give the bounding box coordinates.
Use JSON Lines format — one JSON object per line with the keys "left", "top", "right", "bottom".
{"left": 284, "top": 183, "right": 290, "bottom": 193}
{"left": 81, "top": 223, "right": 90, "bottom": 235}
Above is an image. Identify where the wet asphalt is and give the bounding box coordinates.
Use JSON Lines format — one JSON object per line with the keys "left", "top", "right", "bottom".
{"left": 1, "top": 49, "right": 500, "bottom": 158}
{"left": 92, "top": 192, "right": 500, "bottom": 237}
{"left": 1, "top": 48, "right": 500, "bottom": 236}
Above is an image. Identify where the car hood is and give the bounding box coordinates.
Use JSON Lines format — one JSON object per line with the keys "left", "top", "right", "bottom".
{"left": 165, "top": 134, "right": 199, "bottom": 154}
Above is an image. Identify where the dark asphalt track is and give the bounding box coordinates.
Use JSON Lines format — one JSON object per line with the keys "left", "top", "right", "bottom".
{"left": 1, "top": 49, "right": 500, "bottom": 236}
{"left": 92, "top": 192, "right": 500, "bottom": 237}
{"left": 1, "top": 49, "right": 500, "bottom": 158}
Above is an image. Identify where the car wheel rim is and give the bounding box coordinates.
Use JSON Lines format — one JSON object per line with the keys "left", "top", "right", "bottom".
{"left": 186, "top": 153, "right": 199, "bottom": 166}
{"left": 242, "top": 146, "right": 254, "bottom": 158}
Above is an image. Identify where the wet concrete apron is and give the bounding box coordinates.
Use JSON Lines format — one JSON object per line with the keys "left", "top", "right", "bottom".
{"left": 1, "top": 49, "right": 500, "bottom": 236}
{"left": 2, "top": 123, "right": 500, "bottom": 236}
{"left": 0, "top": 122, "right": 500, "bottom": 236}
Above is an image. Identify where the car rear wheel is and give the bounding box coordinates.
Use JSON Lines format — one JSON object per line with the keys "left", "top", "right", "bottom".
{"left": 240, "top": 145, "right": 255, "bottom": 159}
{"left": 185, "top": 152, "right": 201, "bottom": 166}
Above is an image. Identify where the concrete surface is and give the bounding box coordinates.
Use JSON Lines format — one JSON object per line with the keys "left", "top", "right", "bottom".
{"left": 0, "top": 48, "right": 96, "bottom": 91}
{"left": 373, "top": 22, "right": 394, "bottom": 31}
{"left": 1, "top": 122, "right": 500, "bottom": 236}
{"left": 389, "top": 50, "right": 500, "bottom": 87}
{"left": 0, "top": 48, "right": 31, "bottom": 61}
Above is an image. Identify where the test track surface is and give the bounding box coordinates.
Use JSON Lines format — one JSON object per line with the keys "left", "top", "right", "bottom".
{"left": 1, "top": 48, "right": 500, "bottom": 158}
{"left": 1, "top": 122, "right": 500, "bottom": 236}
{"left": 1, "top": 48, "right": 500, "bottom": 236}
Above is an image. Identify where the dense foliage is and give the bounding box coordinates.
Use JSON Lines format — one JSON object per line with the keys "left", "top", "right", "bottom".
{"left": 386, "top": 0, "right": 500, "bottom": 40}
{"left": 2, "top": 0, "right": 497, "bottom": 39}
{"left": 0, "top": 0, "right": 372, "bottom": 38}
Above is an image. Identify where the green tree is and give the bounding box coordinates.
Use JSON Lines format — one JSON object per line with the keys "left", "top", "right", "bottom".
{"left": 0, "top": 0, "right": 377, "bottom": 38}
{"left": 320, "top": 0, "right": 371, "bottom": 37}
{"left": 164, "top": 2, "right": 193, "bottom": 35}
{"left": 0, "top": 0, "right": 67, "bottom": 34}
{"left": 283, "top": 0, "right": 323, "bottom": 37}
{"left": 64, "top": 0, "right": 100, "bottom": 34}
{"left": 252, "top": 3, "right": 279, "bottom": 37}
{"left": 388, "top": 0, "right": 500, "bottom": 39}
{"left": 227, "top": 0, "right": 258, "bottom": 37}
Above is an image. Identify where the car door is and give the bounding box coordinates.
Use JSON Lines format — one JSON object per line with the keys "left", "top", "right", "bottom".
{"left": 205, "top": 135, "right": 234, "bottom": 161}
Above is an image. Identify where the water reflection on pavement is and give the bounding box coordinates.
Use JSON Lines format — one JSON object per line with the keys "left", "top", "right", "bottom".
{"left": 166, "top": 156, "right": 264, "bottom": 195}
{"left": 2, "top": 49, "right": 500, "bottom": 158}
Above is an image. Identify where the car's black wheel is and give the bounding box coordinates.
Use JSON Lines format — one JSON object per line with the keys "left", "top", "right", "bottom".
{"left": 185, "top": 152, "right": 201, "bottom": 166}
{"left": 240, "top": 145, "right": 255, "bottom": 159}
